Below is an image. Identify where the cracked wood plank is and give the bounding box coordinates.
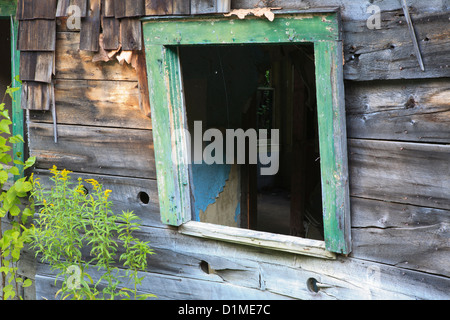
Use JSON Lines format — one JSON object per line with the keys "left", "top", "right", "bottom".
{"left": 28, "top": 122, "right": 156, "bottom": 179}
{"left": 33, "top": 222, "right": 450, "bottom": 299}
{"left": 351, "top": 197, "right": 450, "bottom": 277}
{"left": 344, "top": 10, "right": 450, "bottom": 80}
{"left": 348, "top": 139, "right": 450, "bottom": 210}
{"left": 345, "top": 78, "right": 450, "bottom": 143}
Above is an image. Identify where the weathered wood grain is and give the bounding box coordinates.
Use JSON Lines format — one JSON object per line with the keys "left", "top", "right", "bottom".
{"left": 190, "top": 0, "right": 230, "bottom": 14}
{"left": 345, "top": 78, "right": 450, "bottom": 143}
{"left": 173, "top": 0, "right": 191, "bottom": 15}
{"left": 101, "top": 16, "right": 120, "bottom": 50}
{"left": 17, "top": 0, "right": 57, "bottom": 20}
{"left": 314, "top": 39, "right": 351, "bottom": 254}
{"left": 56, "top": 0, "right": 69, "bottom": 17}
{"left": 145, "top": 0, "right": 173, "bottom": 16}
{"left": 29, "top": 122, "right": 156, "bottom": 179}
{"left": 135, "top": 49, "right": 152, "bottom": 118}
{"left": 348, "top": 139, "right": 450, "bottom": 211}
{"left": 70, "top": 0, "right": 87, "bottom": 17}
{"left": 0, "top": 0, "right": 17, "bottom": 16}
{"left": 30, "top": 79, "right": 152, "bottom": 129}
{"left": 34, "top": 169, "right": 161, "bottom": 227}
{"left": 115, "top": 0, "right": 145, "bottom": 18}
{"left": 79, "top": 0, "right": 101, "bottom": 51}
{"left": 57, "top": 0, "right": 87, "bottom": 17}
{"left": 18, "top": 20, "right": 56, "bottom": 51}
{"left": 179, "top": 221, "right": 336, "bottom": 259}
{"left": 343, "top": 11, "right": 450, "bottom": 80}
{"left": 33, "top": 223, "right": 450, "bottom": 300}
{"left": 102, "top": 0, "right": 115, "bottom": 17}
{"left": 230, "top": 0, "right": 448, "bottom": 20}
{"left": 21, "top": 82, "right": 52, "bottom": 111}
{"left": 191, "top": 0, "right": 216, "bottom": 14}
{"left": 351, "top": 197, "right": 450, "bottom": 277}
{"left": 20, "top": 52, "right": 54, "bottom": 83}
{"left": 55, "top": 32, "right": 137, "bottom": 80}
{"left": 120, "top": 18, "right": 142, "bottom": 51}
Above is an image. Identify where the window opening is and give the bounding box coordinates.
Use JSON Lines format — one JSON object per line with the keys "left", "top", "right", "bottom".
{"left": 180, "top": 44, "right": 323, "bottom": 241}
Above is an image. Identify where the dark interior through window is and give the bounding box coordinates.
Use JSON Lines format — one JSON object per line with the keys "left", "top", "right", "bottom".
{"left": 179, "top": 44, "right": 324, "bottom": 240}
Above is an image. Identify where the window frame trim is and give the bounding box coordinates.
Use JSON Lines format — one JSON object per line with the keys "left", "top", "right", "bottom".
{"left": 0, "top": 3, "right": 25, "bottom": 179}
{"left": 142, "top": 9, "right": 351, "bottom": 255}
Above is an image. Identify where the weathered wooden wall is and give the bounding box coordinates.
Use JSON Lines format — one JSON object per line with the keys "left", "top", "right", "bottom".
{"left": 23, "top": 0, "right": 450, "bottom": 300}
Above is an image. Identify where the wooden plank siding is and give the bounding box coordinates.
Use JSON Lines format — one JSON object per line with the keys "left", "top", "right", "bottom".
{"left": 345, "top": 79, "right": 450, "bottom": 144}
{"left": 55, "top": 32, "right": 136, "bottom": 80}
{"left": 29, "top": 79, "right": 152, "bottom": 129}
{"left": 19, "top": 0, "right": 450, "bottom": 300}
{"left": 28, "top": 122, "right": 156, "bottom": 179}
{"left": 348, "top": 139, "right": 450, "bottom": 211}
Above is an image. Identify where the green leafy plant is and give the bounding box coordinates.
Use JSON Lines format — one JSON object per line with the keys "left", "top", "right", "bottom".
{"left": 0, "top": 83, "right": 36, "bottom": 300}
{"left": 29, "top": 167, "right": 156, "bottom": 300}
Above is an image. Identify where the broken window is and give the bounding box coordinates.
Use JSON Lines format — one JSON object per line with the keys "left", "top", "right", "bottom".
{"left": 143, "top": 10, "right": 351, "bottom": 255}
{"left": 180, "top": 44, "right": 323, "bottom": 240}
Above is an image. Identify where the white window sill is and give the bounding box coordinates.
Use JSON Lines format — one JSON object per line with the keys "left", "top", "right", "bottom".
{"left": 178, "top": 221, "right": 336, "bottom": 260}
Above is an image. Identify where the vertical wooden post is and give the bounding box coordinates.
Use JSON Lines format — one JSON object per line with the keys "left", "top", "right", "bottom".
{"left": 11, "top": 16, "right": 24, "bottom": 178}
{"left": 144, "top": 45, "right": 192, "bottom": 226}
{"left": 314, "top": 40, "right": 351, "bottom": 254}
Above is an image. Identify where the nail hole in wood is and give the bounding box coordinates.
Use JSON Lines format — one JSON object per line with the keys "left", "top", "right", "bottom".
{"left": 307, "top": 278, "right": 320, "bottom": 293}
{"left": 138, "top": 191, "right": 150, "bottom": 205}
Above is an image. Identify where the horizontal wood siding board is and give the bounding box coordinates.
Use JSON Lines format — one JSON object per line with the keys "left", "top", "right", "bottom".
{"left": 29, "top": 122, "right": 156, "bottom": 179}
{"left": 343, "top": 11, "right": 450, "bottom": 80}
{"left": 34, "top": 169, "right": 161, "bottom": 227}
{"left": 34, "top": 223, "right": 450, "bottom": 299}
{"left": 29, "top": 79, "right": 152, "bottom": 129}
{"left": 350, "top": 197, "right": 450, "bottom": 277}
{"left": 55, "top": 32, "right": 137, "bottom": 81}
{"left": 345, "top": 78, "right": 450, "bottom": 144}
{"left": 143, "top": 13, "right": 340, "bottom": 46}
{"left": 348, "top": 139, "right": 450, "bottom": 210}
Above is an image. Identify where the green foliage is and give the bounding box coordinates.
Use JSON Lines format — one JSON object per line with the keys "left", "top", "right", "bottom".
{"left": 0, "top": 84, "right": 36, "bottom": 300}
{"left": 29, "top": 167, "right": 156, "bottom": 300}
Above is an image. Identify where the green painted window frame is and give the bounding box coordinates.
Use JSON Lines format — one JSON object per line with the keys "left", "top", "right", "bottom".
{"left": 0, "top": 2, "right": 24, "bottom": 178}
{"left": 142, "top": 9, "right": 351, "bottom": 255}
